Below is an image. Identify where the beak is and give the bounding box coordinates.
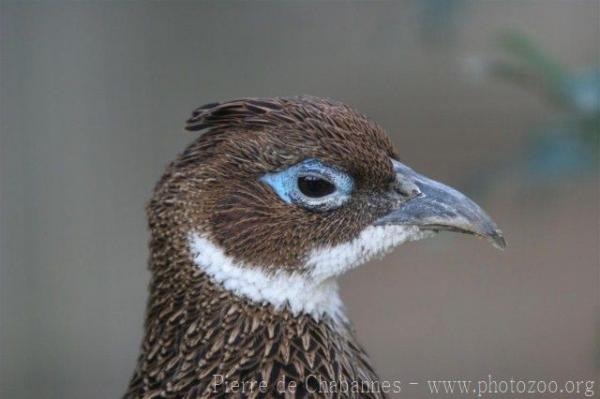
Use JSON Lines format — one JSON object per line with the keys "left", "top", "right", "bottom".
{"left": 375, "top": 160, "right": 506, "bottom": 249}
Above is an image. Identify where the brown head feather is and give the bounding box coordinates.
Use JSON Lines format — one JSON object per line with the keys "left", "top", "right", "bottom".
{"left": 156, "top": 96, "right": 398, "bottom": 269}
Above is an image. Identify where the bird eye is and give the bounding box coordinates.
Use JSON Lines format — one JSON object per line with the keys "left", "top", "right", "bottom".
{"left": 260, "top": 159, "right": 354, "bottom": 212}
{"left": 297, "top": 175, "right": 336, "bottom": 198}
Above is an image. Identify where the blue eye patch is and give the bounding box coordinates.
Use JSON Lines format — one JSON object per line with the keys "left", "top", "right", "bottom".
{"left": 260, "top": 159, "right": 354, "bottom": 211}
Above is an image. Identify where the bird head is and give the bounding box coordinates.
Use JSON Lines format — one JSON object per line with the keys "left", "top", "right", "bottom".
{"left": 151, "top": 96, "right": 504, "bottom": 319}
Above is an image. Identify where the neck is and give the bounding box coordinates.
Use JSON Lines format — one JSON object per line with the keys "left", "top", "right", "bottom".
{"left": 125, "top": 227, "right": 383, "bottom": 398}
{"left": 188, "top": 231, "right": 348, "bottom": 323}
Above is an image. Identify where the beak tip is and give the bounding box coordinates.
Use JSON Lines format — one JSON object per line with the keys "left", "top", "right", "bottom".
{"left": 488, "top": 229, "right": 507, "bottom": 250}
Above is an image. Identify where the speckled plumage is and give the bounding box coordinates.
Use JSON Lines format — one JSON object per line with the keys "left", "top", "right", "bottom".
{"left": 125, "top": 97, "right": 397, "bottom": 398}
{"left": 124, "top": 96, "right": 503, "bottom": 399}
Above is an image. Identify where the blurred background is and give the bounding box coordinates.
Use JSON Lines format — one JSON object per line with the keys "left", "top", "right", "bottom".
{"left": 1, "top": 1, "right": 598, "bottom": 398}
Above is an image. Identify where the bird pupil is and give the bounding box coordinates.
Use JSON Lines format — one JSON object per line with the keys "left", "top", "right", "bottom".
{"left": 298, "top": 176, "right": 335, "bottom": 198}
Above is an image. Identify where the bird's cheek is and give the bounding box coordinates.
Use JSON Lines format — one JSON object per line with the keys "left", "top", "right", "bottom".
{"left": 304, "top": 224, "right": 434, "bottom": 282}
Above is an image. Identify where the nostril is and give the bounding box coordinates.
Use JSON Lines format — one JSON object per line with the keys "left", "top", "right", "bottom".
{"left": 392, "top": 184, "right": 404, "bottom": 195}
{"left": 393, "top": 179, "right": 421, "bottom": 198}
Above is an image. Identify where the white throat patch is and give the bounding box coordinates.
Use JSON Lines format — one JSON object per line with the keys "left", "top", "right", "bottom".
{"left": 189, "top": 232, "right": 346, "bottom": 322}
{"left": 307, "top": 225, "right": 434, "bottom": 281}
{"left": 188, "top": 225, "right": 432, "bottom": 322}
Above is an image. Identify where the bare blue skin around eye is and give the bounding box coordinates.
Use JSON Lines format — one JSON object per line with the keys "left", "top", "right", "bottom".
{"left": 260, "top": 168, "right": 295, "bottom": 203}
{"left": 260, "top": 159, "right": 354, "bottom": 207}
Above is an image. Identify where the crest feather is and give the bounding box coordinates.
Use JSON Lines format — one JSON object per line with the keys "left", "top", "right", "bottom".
{"left": 185, "top": 98, "right": 288, "bottom": 132}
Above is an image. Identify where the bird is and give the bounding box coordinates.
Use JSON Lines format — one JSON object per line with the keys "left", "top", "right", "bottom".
{"left": 124, "top": 96, "right": 505, "bottom": 399}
